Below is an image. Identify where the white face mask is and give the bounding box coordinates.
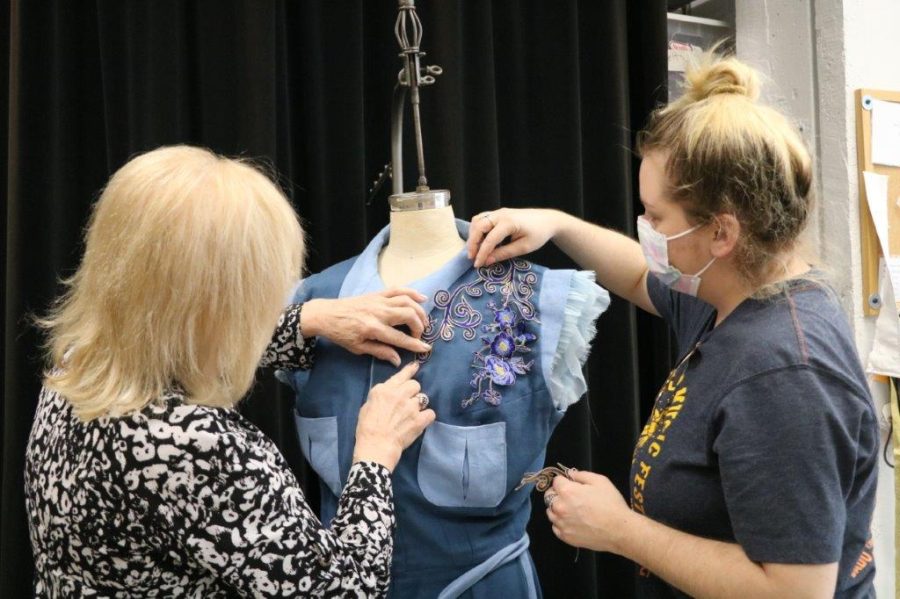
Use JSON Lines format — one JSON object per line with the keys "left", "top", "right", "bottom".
{"left": 637, "top": 215, "right": 716, "bottom": 297}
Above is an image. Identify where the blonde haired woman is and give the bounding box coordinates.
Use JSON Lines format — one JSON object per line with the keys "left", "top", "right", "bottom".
{"left": 468, "top": 54, "right": 877, "bottom": 598}
{"left": 25, "top": 145, "right": 435, "bottom": 597}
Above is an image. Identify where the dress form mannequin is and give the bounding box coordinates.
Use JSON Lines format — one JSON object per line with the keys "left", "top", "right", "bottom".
{"left": 284, "top": 216, "right": 610, "bottom": 597}
{"left": 377, "top": 204, "right": 466, "bottom": 288}
{"left": 282, "top": 5, "right": 610, "bottom": 596}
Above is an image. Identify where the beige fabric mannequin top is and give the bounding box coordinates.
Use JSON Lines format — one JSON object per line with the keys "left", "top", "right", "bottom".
{"left": 377, "top": 205, "right": 466, "bottom": 288}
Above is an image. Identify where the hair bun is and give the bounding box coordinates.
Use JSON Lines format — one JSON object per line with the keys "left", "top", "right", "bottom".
{"left": 683, "top": 55, "right": 760, "bottom": 102}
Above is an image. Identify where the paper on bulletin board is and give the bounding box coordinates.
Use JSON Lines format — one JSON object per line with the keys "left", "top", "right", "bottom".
{"left": 871, "top": 99, "right": 900, "bottom": 167}
{"left": 866, "top": 260, "right": 900, "bottom": 378}
{"left": 886, "top": 257, "right": 900, "bottom": 302}
{"left": 862, "top": 170, "right": 900, "bottom": 377}
{"left": 863, "top": 171, "right": 900, "bottom": 305}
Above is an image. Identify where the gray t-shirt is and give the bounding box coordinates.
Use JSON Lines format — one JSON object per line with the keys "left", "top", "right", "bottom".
{"left": 633, "top": 274, "right": 878, "bottom": 598}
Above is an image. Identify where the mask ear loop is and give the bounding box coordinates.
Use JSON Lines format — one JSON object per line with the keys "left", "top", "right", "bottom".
{"left": 694, "top": 219, "right": 722, "bottom": 277}
{"left": 665, "top": 221, "right": 703, "bottom": 241}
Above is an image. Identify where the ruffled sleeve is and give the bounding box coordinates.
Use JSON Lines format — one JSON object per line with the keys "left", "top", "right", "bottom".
{"left": 540, "top": 270, "right": 609, "bottom": 411}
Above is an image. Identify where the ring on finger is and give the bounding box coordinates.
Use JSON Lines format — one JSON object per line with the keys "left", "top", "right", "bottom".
{"left": 480, "top": 212, "right": 496, "bottom": 227}
{"left": 544, "top": 491, "right": 558, "bottom": 509}
{"left": 414, "top": 392, "right": 430, "bottom": 411}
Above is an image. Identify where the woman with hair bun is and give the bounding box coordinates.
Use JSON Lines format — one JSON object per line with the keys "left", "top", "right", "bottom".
{"left": 468, "top": 53, "right": 877, "bottom": 598}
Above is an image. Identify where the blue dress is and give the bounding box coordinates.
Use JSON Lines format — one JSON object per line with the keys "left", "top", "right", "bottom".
{"left": 278, "top": 220, "right": 609, "bottom": 598}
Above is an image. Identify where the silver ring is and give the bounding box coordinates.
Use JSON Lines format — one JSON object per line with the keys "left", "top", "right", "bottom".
{"left": 480, "top": 213, "right": 496, "bottom": 227}
{"left": 544, "top": 492, "right": 558, "bottom": 509}
{"left": 415, "top": 392, "right": 430, "bottom": 411}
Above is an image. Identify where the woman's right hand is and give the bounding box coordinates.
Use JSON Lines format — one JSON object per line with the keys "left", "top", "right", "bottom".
{"left": 300, "top": 288, "right": 432, "bottom": 367}
{"left": 353, "top": 362, "right": 435, "bottom": 472}
{"left": 467, "top": 208, "right": 563, "bottom": 268}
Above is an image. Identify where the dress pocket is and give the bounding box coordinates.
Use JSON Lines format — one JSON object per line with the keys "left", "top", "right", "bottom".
{"left": 417, "top": 420, "right": 507, "bottom": 508}
{"left": 294, "top": 413, "right": 342, "bottom": 497}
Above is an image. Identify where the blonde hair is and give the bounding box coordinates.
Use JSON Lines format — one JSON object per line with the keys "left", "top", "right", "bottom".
{"left": 637, "top": 50, "right": 814, "bottom": 289}
{"left": 40, "top": 145, "right": 304, "bottom": 421}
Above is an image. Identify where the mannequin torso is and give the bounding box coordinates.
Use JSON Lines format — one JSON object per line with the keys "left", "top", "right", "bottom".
{"left": 377, "top": 205, "right": 467, "bottom": 287}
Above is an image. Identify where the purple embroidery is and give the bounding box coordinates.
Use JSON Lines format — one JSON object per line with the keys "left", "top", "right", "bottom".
{"left": 417, "top": 260, "right": 540, "bottom": 408}
{"left": 464, "top": 301, "right": 537, "bottom": 408}
{"left": 490, "top": 332, "right": 515, "bottom": 358}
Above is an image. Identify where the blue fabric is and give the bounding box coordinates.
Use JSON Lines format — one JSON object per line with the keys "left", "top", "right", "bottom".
{"left": 292, "top": 414, "right": 342, "bottom": 497}
{"left": 418, "top": 420, "right": 507, "bottom": 508}
{"left": 541, "top": 269, "right": 610, "bottom": 409}
{"left": 436, "top": 534, "right": 533, "bottom": 599}
{"left": 281, "top": 220, "right": 604, "bottom": 597}
{"left": 538, "top": 269, "right": 572, "bottom": 391}
{"left": 519, "top": 550, "right": 539, "bottom": 599}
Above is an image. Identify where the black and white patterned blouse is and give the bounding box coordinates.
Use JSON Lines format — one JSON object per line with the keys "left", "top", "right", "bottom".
{"left": 25, "top": 304, "right": 395, "bottom": 598}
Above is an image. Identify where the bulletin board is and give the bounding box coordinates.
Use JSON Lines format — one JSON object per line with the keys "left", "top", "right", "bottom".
{"left": 854, "top": 89, "right": 900, "bottom": 316}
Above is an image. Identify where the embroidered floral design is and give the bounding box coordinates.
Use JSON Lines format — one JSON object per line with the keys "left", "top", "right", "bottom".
{"left": 464, "top": 302, "right": 538, "bottom": 408}
{"left": 417, "top": 260, "right": 540, "bottom": 408}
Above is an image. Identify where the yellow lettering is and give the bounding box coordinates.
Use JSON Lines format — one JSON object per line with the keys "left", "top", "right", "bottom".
{"left": 633, "top": 474, "right": 646, "bottom": 490}
{"left": 648, "top": 442, "right": 661, "bottom": 457}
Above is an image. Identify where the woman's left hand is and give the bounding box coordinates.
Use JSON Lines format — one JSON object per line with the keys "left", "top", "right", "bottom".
{"left": 545, "top": 470, "right": 635, "bottom": 554}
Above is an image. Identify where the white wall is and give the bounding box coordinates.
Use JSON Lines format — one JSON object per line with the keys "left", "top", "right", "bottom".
{"left": 736, "top": 0, "right": 897, "bottom": 596}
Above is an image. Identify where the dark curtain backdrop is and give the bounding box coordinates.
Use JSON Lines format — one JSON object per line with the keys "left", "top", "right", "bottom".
{"left": 2, "top": 1, "right": 669, "bottom": 597}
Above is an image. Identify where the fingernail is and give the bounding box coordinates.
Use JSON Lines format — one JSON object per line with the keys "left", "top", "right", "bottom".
{"left": 392, "top": 357, "right": 401, "bottom": 367}
{"left": 421, "top": 343, "right": 432, "bottom": 351}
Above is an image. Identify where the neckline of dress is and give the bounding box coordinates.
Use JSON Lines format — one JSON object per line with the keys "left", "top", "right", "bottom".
{"left": 338, "top": 219, "right": 475, "bottom": 314}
